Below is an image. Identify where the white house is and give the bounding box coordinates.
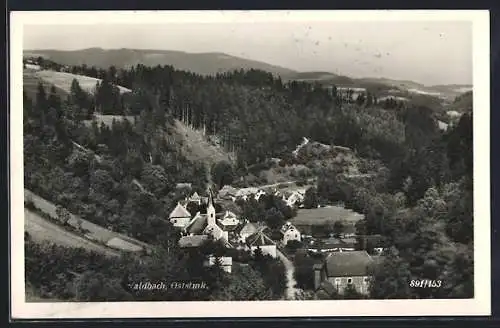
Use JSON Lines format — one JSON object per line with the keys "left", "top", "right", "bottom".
{"left": 314, "top": 251, "right": 374, "bottom": 297}
{"left": 186, "top": 192, "right": 203, "bottom": 205}
{"left": 254, "top": 189, "right": 267, "bottom": 201}
{"left": 286, "top": 190, "right": 305, "bottom": 208}
{"left": 168, "top": 202, "right": 192, "bottom": 229}
{"left": 281, "top": 222, "right": 301, "bottom": 246}
{"left": 204, "top": 256, "right": 233, "bottom": 273}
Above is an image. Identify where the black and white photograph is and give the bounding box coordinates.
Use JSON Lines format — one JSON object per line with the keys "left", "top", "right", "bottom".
{"left": 10, "top": 10, "right": 490, "bottom": 318}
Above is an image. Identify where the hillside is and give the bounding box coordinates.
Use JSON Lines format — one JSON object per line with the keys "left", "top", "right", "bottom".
{"left": 23, "top": 69, "right": 231, "bottom": 167}
{"left": 24, "top": 48, "right": 297, "bottom": 77}
{"left": 446, "top": 91, "right": 473, "bottom": 113}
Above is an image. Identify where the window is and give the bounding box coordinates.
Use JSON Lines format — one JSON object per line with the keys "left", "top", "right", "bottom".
{"left": 335, "top": 278, "right": 341, "bottom": 285}
{"left": 347, "top": 278, "right": 353, "bottom": 284}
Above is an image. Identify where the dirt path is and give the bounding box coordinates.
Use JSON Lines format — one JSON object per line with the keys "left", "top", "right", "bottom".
{"left": 276, "top": 249, "right": 299, "bottom": 300}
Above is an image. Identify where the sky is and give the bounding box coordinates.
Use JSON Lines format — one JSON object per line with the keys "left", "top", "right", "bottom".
{"left": 23, "top": 19, "right": 472, "bottom": 86}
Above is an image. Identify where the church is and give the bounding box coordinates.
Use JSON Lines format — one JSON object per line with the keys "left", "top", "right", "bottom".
{"left": 173, "top": 188, "right": 237, "bottom": 248}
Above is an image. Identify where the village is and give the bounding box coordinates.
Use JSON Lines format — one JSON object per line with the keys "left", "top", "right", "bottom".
{"left": 168, "top": 181, "right": 388, "bottom": 300}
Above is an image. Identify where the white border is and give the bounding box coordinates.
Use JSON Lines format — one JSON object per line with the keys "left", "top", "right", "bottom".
{"left": 10, "top": 10, "right": 491, "bottom": 319}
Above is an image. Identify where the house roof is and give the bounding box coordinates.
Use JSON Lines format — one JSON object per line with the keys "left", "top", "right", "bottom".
{"left": 246, "top": 230, "right": 276, "bottom": 247}
{"left": 324, "top": 251, "right": 374, "bottom": 277}
{"left": 237, "top": 222, "right": 258, "bottom": 235}
{"left": 190, "top": 192, "right": 201, "bottom": 200}
{"left": 169, "top": 203, "right": 192, "bottom": 219}
{"left": 178, "top": 235, "right": 208, "bottom": 248}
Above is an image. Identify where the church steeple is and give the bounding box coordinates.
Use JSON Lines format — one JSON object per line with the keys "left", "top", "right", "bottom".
{"left": 207, "top": 187, "right": 216, "bottom": 226}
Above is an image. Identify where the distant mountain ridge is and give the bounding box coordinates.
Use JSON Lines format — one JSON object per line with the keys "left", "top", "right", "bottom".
{"left": 24, "top": 48, "right": 471, "bottom": 100}
{"left": 24, "top": 48, "right": 297, "bottom": 77}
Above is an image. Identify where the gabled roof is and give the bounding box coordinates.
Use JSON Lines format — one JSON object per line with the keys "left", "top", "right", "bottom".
{"left": 246, "top": 230, "right": 276, "bottom": 247}
{"left": 190, "top": 192, "right": 201, "bottom": 200}
{"left": 324, "top": 251, "right": 374, "bottom": 277}
{"left": 169, "top": 203, "right": 192, "bottom": 219}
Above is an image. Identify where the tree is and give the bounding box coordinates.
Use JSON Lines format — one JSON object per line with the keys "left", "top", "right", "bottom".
{"left": 369, "top": 247, "right": 413, "bottom": 299}
{"left": 264, "top": 207, "right": 285, "bottom": 230}
{"left": 303, "top": 187, "right": 319, "bottom": 209}
{"left": 211, "top": 161, "right": 234, "bottom": 189}
{"left": 55, "top": 205, "right": 71, "bottom": 225}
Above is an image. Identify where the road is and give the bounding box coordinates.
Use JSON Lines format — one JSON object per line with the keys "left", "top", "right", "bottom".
{"left": 24, "top": 209, "right": 120, "bottom": 257}
{"left": 276, "top": 249, "right": 300, "bottom": 300}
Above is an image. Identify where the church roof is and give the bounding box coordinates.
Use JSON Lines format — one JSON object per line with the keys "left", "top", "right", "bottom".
{"left": 186, "top": 213, "right": 208, "bottom": 235}
{"left": 169, "top": 203, "right": 192, "bottom": 219}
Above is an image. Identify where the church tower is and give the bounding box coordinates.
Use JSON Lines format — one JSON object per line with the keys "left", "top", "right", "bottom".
{"left": 207, "top": 187, "right": 216, "bottom": 226}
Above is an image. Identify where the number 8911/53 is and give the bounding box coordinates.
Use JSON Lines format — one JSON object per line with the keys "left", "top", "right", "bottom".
{"left": 409, "top": 280, "right": 442, "bottom": 288}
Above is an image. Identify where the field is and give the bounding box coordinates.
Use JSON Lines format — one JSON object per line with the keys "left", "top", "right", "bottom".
{"left": 25, "top": 189, "right": 150, "bottom": 252}
{"left": 23, "top": 70, "right": 67, "bottom": 100}
{"left": 24, "top": 209, "right": 120, "bottom": 257}
{"left": 290, "top": 206, "right": 364, "bottom": 226}
{"left": 33, "top": 70, "right": 132, "bottom": 95}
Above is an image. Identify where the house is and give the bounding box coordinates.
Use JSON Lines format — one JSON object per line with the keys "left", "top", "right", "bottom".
{"left": 168, "top": 202, "right": 192, "bottom": 229}
{"left": 218, "top": 185, "right": 238, "bottom": 200}
{"left": 313, "top": 251, "right": 375, "bottom": 296}
{"left": 285, "top": 190, "right": 305, "bottom": 208}
{"left": 204, "top": 256, "right": 233, "bottom": 273}
{"left": 254, "top": 189, "right": 267, "bottom": 201}
{"left": 246, "top": 229, "right": 277, "bottom": 258}
{"left": 281, "top": 222, "right": 301, "bottom": 246}
{"left": 186, "top": 192, "right": 203, "bottom": 205}
{"left": 217, "top": 211, "right": 240, "bottom": 231}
